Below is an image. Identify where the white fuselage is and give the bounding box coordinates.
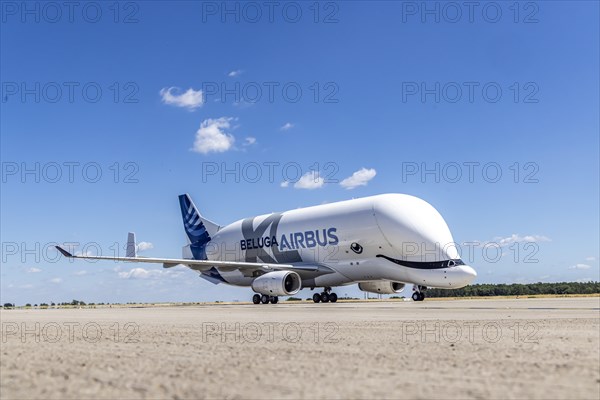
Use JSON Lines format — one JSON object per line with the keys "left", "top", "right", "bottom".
{"left": 186, "top": 194, "right": 476, "bottom": 290}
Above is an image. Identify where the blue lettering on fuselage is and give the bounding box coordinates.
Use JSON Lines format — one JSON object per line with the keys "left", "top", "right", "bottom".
{"left": 240, "top": 228, "right": 338, "bottom": 251}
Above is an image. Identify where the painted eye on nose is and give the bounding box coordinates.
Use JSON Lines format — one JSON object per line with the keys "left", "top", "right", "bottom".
{"left": 351, "top": 242, "right": 363, "bottom": 254}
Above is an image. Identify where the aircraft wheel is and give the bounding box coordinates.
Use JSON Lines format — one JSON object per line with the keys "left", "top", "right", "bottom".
{"left": 312, "top": 293, "right": 321, "bottom": 303}
{"left": 270, "top": 296, "right": 278, "bottom": 304}
{"left": 261, "top": 294, "right": 270, "bottom": 304}
{"left": 412, "top": 292, "right": 420, "bottom": 302}
{"left": 252, "top": 294, "right": 261, "bottom": 304}
{"left": 329, "top": 293, "right": 338, "bottom": 303}
{"left": 320, "top": 293, "right": 330, "bottom": 303}
{"left": 419, "top": 293, "right": 425, "bottom": 301}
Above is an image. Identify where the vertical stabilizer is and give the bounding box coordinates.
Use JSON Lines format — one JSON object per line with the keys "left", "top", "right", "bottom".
{"left": 178, "top": 194, "right": 221, "bottom": 245}
{"left": 126, "top": 232, "right": 136, "bottom": 257}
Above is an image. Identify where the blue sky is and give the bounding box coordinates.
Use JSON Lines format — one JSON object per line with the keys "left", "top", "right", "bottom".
{"left": 1, "top": 1, "right": 598, "bottom": 305}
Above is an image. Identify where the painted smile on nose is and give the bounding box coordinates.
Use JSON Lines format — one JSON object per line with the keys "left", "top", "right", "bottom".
{"left": 376, "top": 254, "right": 466, "bottom": 269}
{"left": 376, "top": 254, "right": 477, "bottom": 287}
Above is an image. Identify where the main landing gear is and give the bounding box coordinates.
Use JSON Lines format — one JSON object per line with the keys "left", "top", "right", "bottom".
{"left": 412, "top": 285, "right": 426, "bottom": 302}
{"left": 252, "top": 294, "right": 278, "bottom": 305}
{"left": 312, "top": 287, "right": 338, "bottom": 303}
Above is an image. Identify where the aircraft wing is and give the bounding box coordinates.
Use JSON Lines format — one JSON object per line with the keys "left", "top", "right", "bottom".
{"left": 55, "top": 246, "right": 321, "bottom": 273}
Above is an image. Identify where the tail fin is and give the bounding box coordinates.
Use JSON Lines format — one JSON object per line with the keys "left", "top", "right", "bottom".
{"left": 178, "top": 194, "right": 220, "bottom": 245}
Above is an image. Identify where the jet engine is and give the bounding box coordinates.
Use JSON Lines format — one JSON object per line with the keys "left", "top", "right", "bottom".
{"left": 358, "top": 281, "right": 405, "bottom": 294}
{"left": 251, "top": 271, "right": 302, "bottom": 296}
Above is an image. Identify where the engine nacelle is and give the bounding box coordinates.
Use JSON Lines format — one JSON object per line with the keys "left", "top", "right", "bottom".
{"left": 358, "top": 281, "right": 405, "bottom": 294}
{"left": 251, "top": 271, "right": 301, "bottom": 296}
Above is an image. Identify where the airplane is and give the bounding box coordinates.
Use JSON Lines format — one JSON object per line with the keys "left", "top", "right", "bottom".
{"left": 56, "top": 193, "right": 477, "bottom": 304}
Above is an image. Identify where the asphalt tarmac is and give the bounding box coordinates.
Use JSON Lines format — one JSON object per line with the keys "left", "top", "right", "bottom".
{"left": 1, "top": 297, "right": 599, "bottom": 399}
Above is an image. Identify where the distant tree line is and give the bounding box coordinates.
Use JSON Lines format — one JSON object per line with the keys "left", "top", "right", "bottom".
{"left": 1, "top": 300, "right": 103, "bottom": 308}
{"left": 427, "top": 282, "right": 600, "bottom": 297}
{"left": 2, "top": 282, "right": 599, "bottom": 308}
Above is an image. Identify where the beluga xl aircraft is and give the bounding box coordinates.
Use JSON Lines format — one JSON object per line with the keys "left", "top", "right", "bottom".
{"left": 56, "top": 193, "right": 477, "bottom": 304}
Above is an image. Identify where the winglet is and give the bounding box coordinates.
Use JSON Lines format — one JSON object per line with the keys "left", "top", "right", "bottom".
{"left": 55, "top": 246, "right": 73, "bottom": 257}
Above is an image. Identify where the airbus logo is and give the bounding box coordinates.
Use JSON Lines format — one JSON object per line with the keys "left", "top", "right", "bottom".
{"left": 240, "top": 213, "right": 339, "bottom": 264}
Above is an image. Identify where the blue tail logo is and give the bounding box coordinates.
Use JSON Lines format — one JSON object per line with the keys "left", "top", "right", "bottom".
{"left": 179, "top": 194, "right": 211, "bottom": 247}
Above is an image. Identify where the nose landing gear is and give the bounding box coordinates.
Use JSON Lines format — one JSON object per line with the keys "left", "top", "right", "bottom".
{"left": 412, "top": 292, "right": 425, "bottom": 301}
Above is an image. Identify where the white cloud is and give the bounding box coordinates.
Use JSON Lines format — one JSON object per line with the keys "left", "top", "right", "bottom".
{"left": 493, "top": 234, "right": 551, "bottom": 247}
{"left": 116, "top": 267, "right": 184, "bottom": 280}
{"left": 280, "top": 181, "right": 289, "bottom": 188}
{"left": 228, "top": 69, "right": 243, "bottom": 77}
{"left": 280, "top": 122, "right": 294, "bottom": 131}
{"left": 569, "top": 264, "right": 592, "bottom": 270}
{"left": 75, "top": 249, "right": 97, "bottom": 257}
{"left": 340, "top": 168, "right": 377, "bottom": 189}
{"left": 243, "top": 137, "right": 256, "bottom": 146}
{"left": 136, "top": 242, "right": 154, "bottom": 252}
{"left": 294, "top": 171, "right": 325, "bottom": 190}
{"left": 192, "top": 117, "right": 236, "bottom": 154}
{"left": 27, "top": 267, "right": 42, "bottom": 273}
{"left": 50, "top": 278, "right": 62, "bottom": 284}
{"left": 118, "top": 267, "right": 162, "bottom": 279}
{"left": 73, "top": 270, "right": 88, "bottom": 276}
{"left": 19, "top": 284, "right": 34, "bottom": 289}
{"left": 232, "top": 100, "right": 254, "bottom": 109}
{"left": 160, "top": 87, "right": 204, "bottom": 110}
{"left": 585, "top": 256, "right": 596, "bottom": 261}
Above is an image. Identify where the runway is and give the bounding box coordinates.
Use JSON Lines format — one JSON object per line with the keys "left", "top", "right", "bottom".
{"left": 1, "top": 297, "right": 599, "bottom": 399}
